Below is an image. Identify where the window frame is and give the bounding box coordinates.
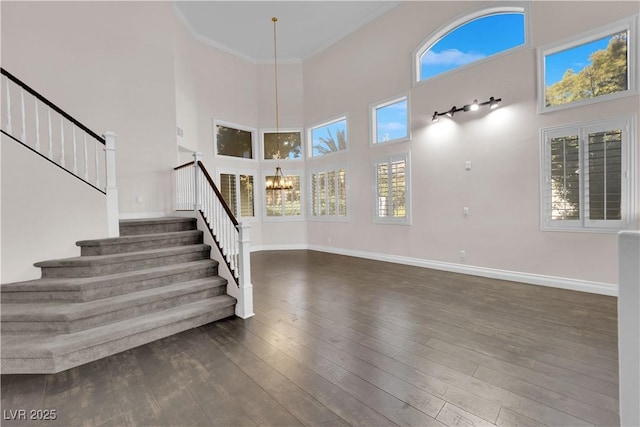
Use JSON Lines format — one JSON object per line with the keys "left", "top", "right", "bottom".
{"left": 537, "top": 15, "right": 639, "bottom": 114}
{"left": 213, "top": 119, "right": 257, "bottom": 161}
{"left": 262, "top": 168, "right": 304, "bottom": 221}
{"left": 370, "top": 93, "right": 411, "bottom": 146}
{"left": 260, "top": 128, "right": 304, "bottom": 161}
{"left": 308, "top": 164, "right": 349, "bottom": 222}
{"left": 540, "top": 115, "right": 637, "bottom": 232}
{"left": 307, "top": 114, "right": 349, "bottom": 158}
{"left": 216, "top": 168, "right": 257, "bottom": 222}
{"left": 413, "top": 4, "right": 529, "bottom": 86}
{"left": 372, "top": 152, "right": 411, "bottom": 225}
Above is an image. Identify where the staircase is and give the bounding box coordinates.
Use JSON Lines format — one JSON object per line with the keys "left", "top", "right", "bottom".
{"left": 0, "top": 217, "right": 236, "bottom": 374}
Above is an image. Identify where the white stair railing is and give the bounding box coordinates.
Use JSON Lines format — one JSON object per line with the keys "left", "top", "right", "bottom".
{"left": 1, "top": 68, "right": 119, "bottom": 237}
{"left": 173, "top": 154, "right": 254, "bottom": 319}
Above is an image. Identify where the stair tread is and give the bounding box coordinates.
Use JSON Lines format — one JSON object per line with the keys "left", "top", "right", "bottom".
{"left": 35, "top": 244, "right": 210, "bottom": 267}
{"left": 1, "top": 296, "right": 236, "bottom": 358}
{"left": 1, "top": 276, "right": 227, "bottom": 321}
{"left": 1, "top": 259, "right": 219, "bottom": 291}
{"left": 76, "top": 230, "right": 202, "bottom": 247}
{"left": 119, "top": 217, "right": 195, "bottom": 226}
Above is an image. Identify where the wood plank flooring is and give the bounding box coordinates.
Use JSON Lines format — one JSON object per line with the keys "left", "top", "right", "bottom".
{"left": 1, "top": 250, "right": 620, "bottom": 426}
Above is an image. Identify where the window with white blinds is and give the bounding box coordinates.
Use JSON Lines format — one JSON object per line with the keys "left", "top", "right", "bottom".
{"left": 219, "top": 172, "right": 255, "bottom": 219}
{"left": 373, "top": 153, "right": 411, "bottom": 224}
{"left": 541, "top": 117, "right": 634, "bottom": 231}
{"left": 264, "top": 173, "right": 302, "bottom": 218}
{"left": 310, "top": 167, "right": 347, "bottom": 220}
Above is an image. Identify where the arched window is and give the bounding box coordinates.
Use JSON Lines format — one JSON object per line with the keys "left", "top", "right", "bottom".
{"left": 414, "top": 6, "right": 526, "bottom": 83}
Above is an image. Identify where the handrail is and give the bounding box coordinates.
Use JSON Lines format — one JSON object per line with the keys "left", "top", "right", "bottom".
{"left": 174, "top": 160, "right": 195, "bottom": 171}
{"left": 1, "top": 68, "right": 105, "bottom": 145}
{"left": 172, "top": 157, "right": 254, "bottom": 318}
{"left": 1, "top": 129, "right": 106, "bottom": 195}
{"left": 197, "top": 161, "right": 239, "bottom": 227}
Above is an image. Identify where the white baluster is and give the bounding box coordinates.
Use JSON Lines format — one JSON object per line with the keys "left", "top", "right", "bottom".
{"left": 34, "top": 99, "right": 40, "bottom": 152}
{"left": 5, "top": 79, "right": 12, "bottom": 134}
{"left": 83, "top": 134, "right": 89, "bottom": 181}
{"left": 20, "top": 88, "right": 26, "bottom": 142}
{"left": 72, "top": 125, "right": 78, "bottom": 174}
{"left": 47, "top": 108, "right": 53, "bottom": 160}
{"left": 60, "top": 118, "right": 65, "bottom": 167}
{"left": 95, "top": 140, "right": 100, "bottom": 188}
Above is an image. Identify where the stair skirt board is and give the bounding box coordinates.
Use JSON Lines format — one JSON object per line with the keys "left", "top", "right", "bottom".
{"left": 1, "top": 217, "right": 238, "bottom": 374}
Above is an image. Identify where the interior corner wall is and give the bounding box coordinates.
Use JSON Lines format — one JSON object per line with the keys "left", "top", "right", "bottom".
{"left": 1, "top": 135, "right": 109, "bottom": 282}
{"left": 302, "top": 1, "right": 640, "bottom": 289}
{"left": 1, "top": 1, "right": 178, "bottom": 218}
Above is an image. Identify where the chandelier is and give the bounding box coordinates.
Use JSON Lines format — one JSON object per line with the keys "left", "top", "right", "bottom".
{"left": 266, "top": 166, "right": 293, "bottom": 190}
{"left": 265, "top": 16, "right": 293, "bottom": 191}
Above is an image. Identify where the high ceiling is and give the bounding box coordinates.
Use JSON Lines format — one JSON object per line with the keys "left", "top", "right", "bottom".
{"left": 173, "top": 1, "right": 399, "bottom": 63}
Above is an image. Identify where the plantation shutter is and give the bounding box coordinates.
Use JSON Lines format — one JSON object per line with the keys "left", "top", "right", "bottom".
{"left": 219, "top": 173, "right": 238, "bottom": 217}
{"left": 239, "top": 175, "right": 254, "bottom": 217}
{"left": 375, "top": 155, "right": 408, "bottom": 222}
{"left": 549, "top": 135, "right": 580, "bottom": 220}
{"left": 587, "top": 129, "right": 622, "bottom": 221}
{"left": 310, "top": 168, "right": 347, "bottom": 218}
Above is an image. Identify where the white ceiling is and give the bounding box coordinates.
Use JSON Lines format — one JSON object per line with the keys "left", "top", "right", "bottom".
{"left": 173, "top": 1, "right": 399, "bottom": 63}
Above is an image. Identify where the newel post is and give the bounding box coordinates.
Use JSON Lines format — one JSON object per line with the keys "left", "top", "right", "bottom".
{"left": 192, "top": 151, "right": 202, "bottom": 212}
{"left": 103, "top": 131, "right": 119, "bottom": 237}
{"left": 236, "top": 221, "right": 254, "bottom": 319}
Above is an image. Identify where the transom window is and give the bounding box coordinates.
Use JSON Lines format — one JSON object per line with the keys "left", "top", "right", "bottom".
{"left": 373, "top": 153, "right": 411, "bottom": 225}
{"left": 415, "top": 6, "right": 526, "bottom": 83}
{"left": 371, "top": 95, "right": 409, "bottom": 145}
{"left": 214, "top": 120, "right": 255, "bottom": 159}
{"left": 308, "top": 116, "right": 347, "bottom": 157}
{"left": 261, "top": 129, "right": 303, "bottom": 160}
{"left": 538, "top": 16, "right": 637, "bottom": 113}
{"left": 541, "top": 117, "right": 635, "bottom": 231}
{"left": 310, "top": 167, "right": 348, "bottom": 220}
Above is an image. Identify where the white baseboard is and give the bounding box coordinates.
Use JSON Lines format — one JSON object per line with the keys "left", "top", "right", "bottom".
{"left": 257, "top": 243, "right": 617, "bottom": 296}
{"left": 251, "top": 243, "right": 309, "bottom": 252}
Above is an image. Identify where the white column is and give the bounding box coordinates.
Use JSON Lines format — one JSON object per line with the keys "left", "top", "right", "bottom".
{"left": 192, "top": 151, "right": 202, "bottom": 212}
{"left": 104, "top": 131, "right": 119, "bottom": 237}
{"left": 235, "top": 221, "right": 254, "bottom": 319}
{"left": 618, "top": 231, "right": 640, "bottom": 427}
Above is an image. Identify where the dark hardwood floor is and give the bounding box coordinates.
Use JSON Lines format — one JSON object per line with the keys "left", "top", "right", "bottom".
{"left": 1, "top": 250, "right": 619, "bottom": 426}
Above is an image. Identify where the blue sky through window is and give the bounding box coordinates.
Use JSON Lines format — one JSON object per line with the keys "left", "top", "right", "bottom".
{"left": 376, "top": 99, "right": 408, "bottom": 143}
{"left": 311, "top": 119, "right": 347, "bottom": 156}
{"left": 545, "top": 35, "right": 613, "bottom": 87}
{"left": 420, "top": 12, "right": 525, "bottom": 80}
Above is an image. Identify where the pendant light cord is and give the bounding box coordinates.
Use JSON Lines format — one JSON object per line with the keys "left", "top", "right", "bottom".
{"left": 272, "top": 17, "right": 280, "bottom": 137}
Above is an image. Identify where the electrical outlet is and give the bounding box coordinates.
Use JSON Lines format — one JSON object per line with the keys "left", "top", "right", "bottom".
{"left": 465, "top": 161, "right": 472, "bottom": 170}
{"left": 463, "top": 207, "right": 470, "bottom": 216}
{"left": 459, "top": 250, "right": 466, "bottom": 260}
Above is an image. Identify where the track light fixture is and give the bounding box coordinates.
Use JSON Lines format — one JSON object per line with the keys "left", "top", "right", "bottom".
{"left": 432, "top": 97, "right": 502, "bottom": 122}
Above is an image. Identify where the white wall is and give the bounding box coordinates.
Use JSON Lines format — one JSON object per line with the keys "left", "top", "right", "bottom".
{"left": 1, "top": 134, "right": 109, "bottom": 282}
{"left": 2, "top": 1, "right": 637, "bottom": 292}
{"left": 303, "top": 1, "right": 639, "bottom": 291}
{"left": 1, "top": 1, "right": 178, "bottom": 218}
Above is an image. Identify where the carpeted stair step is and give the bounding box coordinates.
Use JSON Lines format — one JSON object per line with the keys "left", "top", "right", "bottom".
{"left": 0, "top": 296, "right": 236, "bottom": 374}
{"left": 1, "top": 276, "right": 228, "bottom": 334}
{"left": 119, "top": 217, "right": 197, "bottom": 236}
{"left": 35, "top": 244, "right": 211, "bottom": 278}
{"left": 1, "top": 259, "right": 220, "bottom": 302}
{"left": 77, "top": 230, "right": 203, "bottom": 255}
